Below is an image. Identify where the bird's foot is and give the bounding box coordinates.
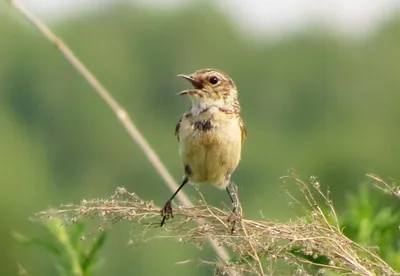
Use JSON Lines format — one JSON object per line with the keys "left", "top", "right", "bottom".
{"left": 228, "top": 208, "right": 241, "bottom": 234}
{"left": 160, "top": 200, "right": 173, "bottom": 226}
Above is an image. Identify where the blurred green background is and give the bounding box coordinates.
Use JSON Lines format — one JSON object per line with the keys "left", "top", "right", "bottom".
{"left": 1, "top": 1, "right": 400, "bottom": 275}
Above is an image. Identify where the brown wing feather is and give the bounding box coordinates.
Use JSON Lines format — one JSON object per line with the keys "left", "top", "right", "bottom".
{"left": 175, "top": 117, "right": 182, "bottom": 141}
{"left": 239, "top": 116, "right": 247, "bottom": 142}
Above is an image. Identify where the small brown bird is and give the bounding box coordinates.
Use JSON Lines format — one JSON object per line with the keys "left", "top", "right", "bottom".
{"left": 161, "top": 68, "right": 246, "bottom": 226}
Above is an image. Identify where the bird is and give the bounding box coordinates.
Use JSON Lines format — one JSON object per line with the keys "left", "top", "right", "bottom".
{"left": 160, "top": 68, "right": 246, "bottom": 227}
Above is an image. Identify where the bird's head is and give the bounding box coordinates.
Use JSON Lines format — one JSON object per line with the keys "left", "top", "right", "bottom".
{"left": 177, "top": 69, "right": 239, "bottom": 111}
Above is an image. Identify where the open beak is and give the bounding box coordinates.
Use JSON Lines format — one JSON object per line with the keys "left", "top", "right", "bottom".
{"left": 177, "top": 90, "right": 194, "bottom": 96}
{"left": 177, "top": 74, "right": 203, "bottom": 96}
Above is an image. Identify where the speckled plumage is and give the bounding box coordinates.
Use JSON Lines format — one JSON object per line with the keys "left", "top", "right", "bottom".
{"left": 161, "top": 68, "right": 246, "bottom": 227}
{"left": 175, "top": 68, "right": 246, "bottom": 188}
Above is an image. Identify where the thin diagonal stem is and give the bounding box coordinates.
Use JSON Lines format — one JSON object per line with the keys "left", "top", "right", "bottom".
{"left": 9, "top": 0, "right": 233, "bottom": 267}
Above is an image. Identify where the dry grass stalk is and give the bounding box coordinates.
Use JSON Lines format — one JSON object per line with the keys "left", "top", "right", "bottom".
{"left": 8, "top": 0, "right": 232, "bottom": 266}
{"left": 37, "top": 174, "right": 398, "bottom": 276}
{"left": 366, "top": 174, "right": 400, "bottom": 200}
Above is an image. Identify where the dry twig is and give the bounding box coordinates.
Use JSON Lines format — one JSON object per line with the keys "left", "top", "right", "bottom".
{"left": 37, "top": 174, "right": 399, "bottom": 276}
{"left": 366, "top": 174, "right": 400, "bottom": 200}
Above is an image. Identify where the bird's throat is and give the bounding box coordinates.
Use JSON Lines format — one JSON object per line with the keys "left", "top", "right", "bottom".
{"left": 190, "top": 99, "right": 233, "bottom": 117}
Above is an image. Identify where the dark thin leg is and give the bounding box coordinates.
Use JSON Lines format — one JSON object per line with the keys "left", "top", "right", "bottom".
{"left": 160, "top": 176, "right": 188, "bottom": 226}
{"left": 226, "top": 184, "right": 237, "bottom": 213}
{"left": 226, "top": 182, "right": 240, "bottom": 234}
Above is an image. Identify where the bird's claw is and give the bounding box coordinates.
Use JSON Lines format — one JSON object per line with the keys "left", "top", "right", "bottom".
{"left": 228, "top": 209, "right": 241, "bottom": 234}
{"left": 160, "top": 200, "right": 173, "bottom": 226}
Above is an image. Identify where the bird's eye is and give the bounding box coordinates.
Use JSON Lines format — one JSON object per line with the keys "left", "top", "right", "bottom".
{"left": 209, "top": 76, "right": 219, "bottom": 85}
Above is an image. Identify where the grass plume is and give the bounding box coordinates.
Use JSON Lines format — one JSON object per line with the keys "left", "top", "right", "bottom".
{"left": 37, "top": 174, "right": 398, "bottom": 276}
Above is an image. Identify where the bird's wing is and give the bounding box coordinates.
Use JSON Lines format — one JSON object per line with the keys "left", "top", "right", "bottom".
{"left": 175, "top": 117, "right": 182, "bottom": 141}
{"left": 239, "top": 116, "right": 247, "bottom": 142}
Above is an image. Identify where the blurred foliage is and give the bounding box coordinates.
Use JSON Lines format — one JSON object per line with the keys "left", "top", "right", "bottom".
{"left": 341, "top": 185, "right": 400, "bottom": 270}
{"left": 13, "top": 218, "right": 106, "bottom": 276}
{"left": 0, "top": 1, "right": 400, "bottom": 275}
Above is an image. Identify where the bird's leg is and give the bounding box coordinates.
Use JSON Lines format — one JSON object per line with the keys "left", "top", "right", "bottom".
{"left": 160, "top": 176, "right": 188, "bottom": 226}
{"left": 226, "top": 181, "right": 241, "bottom": 234}
{"left": 226, "top": 184, "right": 237, "bottom": 213}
